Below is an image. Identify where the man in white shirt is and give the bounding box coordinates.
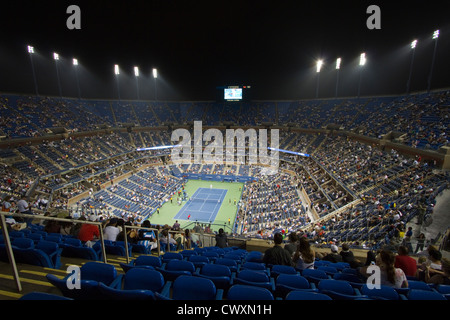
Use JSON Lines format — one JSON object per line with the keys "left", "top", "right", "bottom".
{"left": 103, "top": 218, "right": 120, "bottom": 241}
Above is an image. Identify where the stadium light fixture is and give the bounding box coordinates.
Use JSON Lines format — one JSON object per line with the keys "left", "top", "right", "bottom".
{"left": 335, "top": 58, "right": 341, "bottom": 97}
{"left": 316, "top": 60, "right": 323, "bottom": 73}
{"left": 433, "top": 29, "right": 439, "bottom": 39}
{"left": 27, "top": 45, "right": 38, "bottom": 96}
{"left": 428, "top": 29, "right": 440, "bottom": 92}
{"left": 53, "top": 53, "right": 62, "bottom": 97}
{"left": 153, "top": 68, "right": 158, "bottom": 101}
{"left": 73, "top": 58, "right": 81, "bottom": 100}
{"left": 114, "top": 64, "right": 120, "bottom": 75}
{"left": 359, "top": 52, "right": 366, "bottom": 66}
{"left": 134, "top": 66, "right": 140, "bottom": 100}
{"left": 358, "top": 53, "right": 366, "bottom": 98}
{"left": 114, "top": 64, "right": 121, "bottom": 100}
{"left": 407, "top": 40, "right": 417, "bottom": 95}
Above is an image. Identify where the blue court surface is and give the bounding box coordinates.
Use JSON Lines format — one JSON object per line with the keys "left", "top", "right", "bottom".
{"left": 174, "top": 188, "right": 227, "bottom": 223}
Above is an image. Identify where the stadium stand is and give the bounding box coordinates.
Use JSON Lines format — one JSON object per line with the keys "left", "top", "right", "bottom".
{"left": 0, "top": 90, "right": 449, "bottom": 300}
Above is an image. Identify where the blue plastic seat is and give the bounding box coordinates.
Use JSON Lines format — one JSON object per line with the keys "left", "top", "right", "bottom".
{"left": 195, "top": 263, "right": 233, "bottom": 291}
{"left": 271, "top": 264, "right": 298, "bottom": 279}
{"left": 333, "top": 272, "right": 364, "bottom": 289}
{"left": 318, "top": 279, "right": 366, "bottom": 300}
{"left": 158, "top": 259, "right": 195, "bottom": 282}
{"left": 361, "top": 284, "right": 407, "bottom": 300}
{"left": 202, "top": 251, "right": 220, "bottom": 263}
{"left": 46, "top": 261, "right": 117, "bottom": 300}
{"left": 407, "top": 289, "right": 447, "bottom": 300}
{"left": 98, "top": 268, "right": 171, "bottom": 300}
{"left": 188, "top": 255, "right": 210, "bottom": 268}
{"left": 168, "top": 275, "right": 223, "bottom": 300}
{"left": 302, "top": 268, "right": 330, "bottom": 285}
{"left": 234, "top": 269, "right": 275, "bottom": 292}
{"left": 241, "top": 262, "right": 269, "bottom": 274}
{"left": 36, "top": 240, "right": 63, "bottom": 269}
{"left": 161, "top": 252, "right": 183, "bottom": 264}
{"left": 285, "top": 290, "right": 332, "bottom": 300}
{"left": 215, "top": 258, "right": 239, "bottom": 273}
{"left": 12, "top": 237, "right": 35, "bottom": 249}
{"left": 275, "top": 274, "right": 317, "bottom": 299}
{"left": 227, "top": 284, "right": 274, "bottom": 300}
{"left": 317, "top": 266, "right": 339, "bottom": 276}
{"left": 19, "top": 292, "right": 72, "bottom": 300}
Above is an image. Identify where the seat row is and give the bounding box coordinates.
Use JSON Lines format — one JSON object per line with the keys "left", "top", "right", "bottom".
{"left": 40, "top": 260, "right": 450, "bottom": 301}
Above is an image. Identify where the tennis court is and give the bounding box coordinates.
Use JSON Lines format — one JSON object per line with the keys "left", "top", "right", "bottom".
{"left": 174, "top": 187, "right": 227, "bottom": 223}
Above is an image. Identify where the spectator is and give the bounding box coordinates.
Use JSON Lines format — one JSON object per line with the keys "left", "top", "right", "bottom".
{"left": 284, "top": 232, "right": 298, "bottom": 255}
{"left": 77, "top": 215, "right": 100, "bottom": 246}
{"left": 425, "top": 258, "right": 450, "bottom": 285}
{"left": 414, "top": 233, "right": 426, "bottom": 254}
{"left": 262, "top": 233, "right": 293, "bottom": 266}
{"left": 137, "top": 220, "right": 157, "bottom": 251}
{"left": 292, "top": 237, "right": 315, "bottom": 270}
{"left": 394, "top": 245, "right": 417, "bottom": 277}
{"left": 339, "top": 243, "right": 362, "bottom": 268}
{"left": 360, "top": 249, "right": 408, "bottom": 289}
{"left": 322, "top": 244, "right": 343, "bottom": 263}
{"left": 215, "top": 228, "right": 228, "bottom": 248}
{"left": 103, "top": 217, "right": 120, "bottom": 241}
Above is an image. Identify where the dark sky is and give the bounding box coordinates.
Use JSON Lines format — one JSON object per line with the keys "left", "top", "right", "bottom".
{"left": 0, "top": 0, "right": 449, "bottom": 101}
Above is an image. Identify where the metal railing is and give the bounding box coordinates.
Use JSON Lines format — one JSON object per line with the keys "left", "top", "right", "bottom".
{"left": 0, "top": 211, "right": 221, "bottom": 292}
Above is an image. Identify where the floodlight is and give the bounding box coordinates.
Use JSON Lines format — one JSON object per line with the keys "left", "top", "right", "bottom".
{"left": 27, "top": 45, "right": 34, "bottom": 54}
{"left": 433, "top": 29, "right": 439, "bottom": 39}
{"left": 336, "top": 58, "right": 341, "bottom": 70}
{"left": 359, "top": 53, "right": 366, "bottom": 66}
{"left": 73, "top": 58, "right": 78, "bottom": 66}
{"left": 316, "top": 60, "right": 323, "bottom": 73}
{"left": 114, "top": 64, "right": 120, "bottom": 75}
{"left": 411, "top": 40, "right": 417, "bottom": 49}
{"left": 152, "top": 68, "right": 158, "bottom": 78}
{"left": 53, "top": 52, "right": 59, "bottom": 61}
{"left": 134, "top": 66, "right": 139, "bottom": 77}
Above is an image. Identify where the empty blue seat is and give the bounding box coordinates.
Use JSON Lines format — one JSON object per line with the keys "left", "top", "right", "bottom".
{"left": 195, "top": 263, "right": 233, "bottom": 291}
{"left": 302, "top": 268, "right": 329, "bottom": 285}
{"left": 120, "top": 255, "right": 162, "bottom": 272}
{"left": 361, "top": 284, "right": 407, "bottom": 300}
{"left": 36, "top": 240, "right": 63, "bottom": 269}
{"left": 275, "top": 274, "right": 317, "bottom": 299}
{"left": 215, "top": 258, "right": 239, "bottom": 273}
{"left": 227, "top": 284, "right": 274, "bottom": 300}
{"left": 318, "top": 279, "right": 365, "bottom": 300}
{"left": 202, "top": 251, "right": 220, "bottom": 263}
{"left": 12, "top": 237, "right": 34, "bottom": 249}
{"left": 161, "top": 252, "right": 183, "bottom": 264}
{"left": 271, "top": 264, "right": 298, "bottom": 279}
{"left": 188, "top": 255, "right": 210, "bottom": 268}
{"left": 285, "top": 290, "right": 332, "bottom": 300}
{"left": 169, "top": 275, "right": 223, "bottom": 300}
{"left": 234, "top": 269, "right": 275, "bottom": 292}
{"left": 46, "top": 261, "right": 117, "bottom": 300}
{"left": 158, "top": 259, "right": 195, "bottom": 282}
{"left": 19, "top": 292, "right": 72, "bottom": 300}
{"left": 407, "top": 289, "right": 446, "bottom": 300}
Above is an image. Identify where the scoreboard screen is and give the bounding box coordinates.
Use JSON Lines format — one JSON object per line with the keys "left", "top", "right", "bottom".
{"left": 218, "top": 85, "right": 251, "bottom": 102}
{"left": 224, "top": 88, "right": 242, "bottom": 101}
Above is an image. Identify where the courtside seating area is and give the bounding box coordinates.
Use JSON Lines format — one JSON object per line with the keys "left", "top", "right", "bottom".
{"left": 12, "top": 245, "right": 449, "bottom": 300}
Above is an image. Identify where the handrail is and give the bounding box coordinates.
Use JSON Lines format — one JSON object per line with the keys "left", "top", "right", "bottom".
{"left": 0, "top": 211, "right": 106, "bottom": 293}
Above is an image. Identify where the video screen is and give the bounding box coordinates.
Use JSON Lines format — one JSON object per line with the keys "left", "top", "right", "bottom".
{"left": 224, "top": 88, "right": 243, "bottom": 101}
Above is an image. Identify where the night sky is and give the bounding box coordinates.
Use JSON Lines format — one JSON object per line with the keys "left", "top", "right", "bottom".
{"left": 0, "top": 0, "right": 449, "bottom": 101}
